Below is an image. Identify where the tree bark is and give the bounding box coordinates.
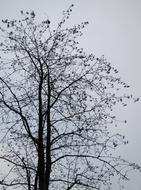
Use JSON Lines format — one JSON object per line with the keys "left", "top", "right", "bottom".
{"left": 38, "top": 76, "right": 45, "bottom": 190}
{"left": 44, "top": 70, "right": 51, "bottom": 190}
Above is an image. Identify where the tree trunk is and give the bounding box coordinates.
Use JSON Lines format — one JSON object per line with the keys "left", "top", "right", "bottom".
{"left": 38, "top": 77, "right": 45, "bottom": 190}
{"left": 38, "top": 142, "right": 45, "bottom": 190}
{"left": 44, "top": 70, "right": 51, "bottom": 190}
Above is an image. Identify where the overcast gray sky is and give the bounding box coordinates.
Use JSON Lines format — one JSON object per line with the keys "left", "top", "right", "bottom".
{"left": 0, "top": 0, "right": 141, "bottom": 189}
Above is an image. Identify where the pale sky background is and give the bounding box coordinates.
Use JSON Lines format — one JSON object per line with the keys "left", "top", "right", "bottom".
{"left": 0, "top": 0, "right": 141, "bottom": 189}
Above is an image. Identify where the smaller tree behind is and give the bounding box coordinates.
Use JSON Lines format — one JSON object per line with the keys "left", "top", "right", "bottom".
{"left": 0, "top": 5, "right": 140, "bottom": 190}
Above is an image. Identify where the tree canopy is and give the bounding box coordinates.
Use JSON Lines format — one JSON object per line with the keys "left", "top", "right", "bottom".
{"left": 0, "top": 5, "right": 140, "bottom": 190}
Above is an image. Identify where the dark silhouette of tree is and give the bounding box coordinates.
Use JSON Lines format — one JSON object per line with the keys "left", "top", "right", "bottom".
{"left": 0, "top": 5, "right": 140, "bottom": 190}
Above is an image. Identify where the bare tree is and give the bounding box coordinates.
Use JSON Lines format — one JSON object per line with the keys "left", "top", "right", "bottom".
{"left": 0, "top": 5, "right": 140, "bottom": 190}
